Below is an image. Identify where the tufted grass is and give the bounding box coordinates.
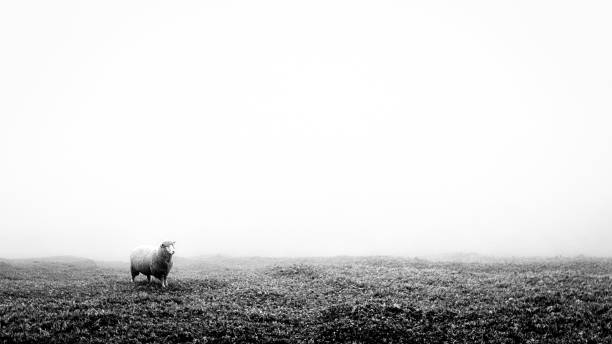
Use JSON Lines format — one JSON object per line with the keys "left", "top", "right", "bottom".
{"left": 1, "top": 256, "right": 611, "bottom": 343}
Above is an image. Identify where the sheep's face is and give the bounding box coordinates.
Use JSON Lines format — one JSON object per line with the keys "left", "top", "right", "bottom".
{"left": 161, "top": 241, "right": 176, "bottom": 255}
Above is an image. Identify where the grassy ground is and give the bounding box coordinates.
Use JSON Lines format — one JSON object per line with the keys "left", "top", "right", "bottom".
{"left": 1, "top": 256, "right": 611, "bottom": 343}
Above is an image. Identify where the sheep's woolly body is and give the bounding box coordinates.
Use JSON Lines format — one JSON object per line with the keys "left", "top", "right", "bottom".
{"left": 130, "top": 241, "right": 175, "bottom": 287}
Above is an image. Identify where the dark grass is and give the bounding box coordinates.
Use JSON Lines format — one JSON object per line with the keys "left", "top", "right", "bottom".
{"left": 1, "top": 256, "right": 611, "bottom": 343}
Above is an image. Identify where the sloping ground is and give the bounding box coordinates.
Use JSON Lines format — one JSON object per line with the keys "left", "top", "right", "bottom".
{"left": 0, "top": 256, "right": 97, "bottom": 280}
{"left": 0, "top": 257, "right": 611, "bottom": 343}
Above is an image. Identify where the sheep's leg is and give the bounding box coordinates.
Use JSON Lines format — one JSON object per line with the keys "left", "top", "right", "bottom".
{"left": 147, "top": 275, "right": 151, "bottom": 284}
{"left": 162, "top": 276, "right": 167, "bottom": 288}
{"left": 131, "top": 269, "right": 139, "bottom": 282}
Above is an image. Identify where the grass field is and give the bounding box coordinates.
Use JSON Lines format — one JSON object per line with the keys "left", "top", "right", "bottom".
{"left": 1, "top": 255, "right": 611, "bottom": 343}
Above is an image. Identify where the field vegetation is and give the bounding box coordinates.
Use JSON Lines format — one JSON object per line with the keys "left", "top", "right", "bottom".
{"left": 1, "top": 255, "right": 611, "bottom": 343}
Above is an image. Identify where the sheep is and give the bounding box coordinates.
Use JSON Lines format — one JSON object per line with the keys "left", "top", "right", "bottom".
{"left": 130, "top": 241, "right": 175, "bottom": 288}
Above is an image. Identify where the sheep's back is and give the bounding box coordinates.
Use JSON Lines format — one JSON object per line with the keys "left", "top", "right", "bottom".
{"left": 130, "top": 246, "right": 155, "bottom": 274}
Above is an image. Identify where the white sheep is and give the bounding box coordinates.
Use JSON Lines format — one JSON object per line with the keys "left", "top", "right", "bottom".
{"left": 130, "top": 241, "right": 175, "bottom": 288}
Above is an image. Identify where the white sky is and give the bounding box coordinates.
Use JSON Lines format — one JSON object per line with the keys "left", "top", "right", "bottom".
{"left": 1, "top": 1, "right": 611, "bottom": 260}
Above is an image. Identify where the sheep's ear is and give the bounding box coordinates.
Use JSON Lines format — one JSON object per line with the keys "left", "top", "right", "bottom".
{"left": 172, "top": 241, "right": 176, "bottom": 245}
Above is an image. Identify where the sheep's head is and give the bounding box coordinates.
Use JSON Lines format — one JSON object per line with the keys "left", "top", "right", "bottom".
{"left": 160, "top": 241, "right": 176, "bottom": 255}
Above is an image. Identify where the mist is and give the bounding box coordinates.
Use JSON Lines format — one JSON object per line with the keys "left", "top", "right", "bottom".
{"left": 1, "top": 1, "right": 610, "bottom": 261}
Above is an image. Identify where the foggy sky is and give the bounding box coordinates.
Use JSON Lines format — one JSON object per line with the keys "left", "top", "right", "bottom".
{"left": 1, "top": 1, "right": 611, "bottom": 260}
